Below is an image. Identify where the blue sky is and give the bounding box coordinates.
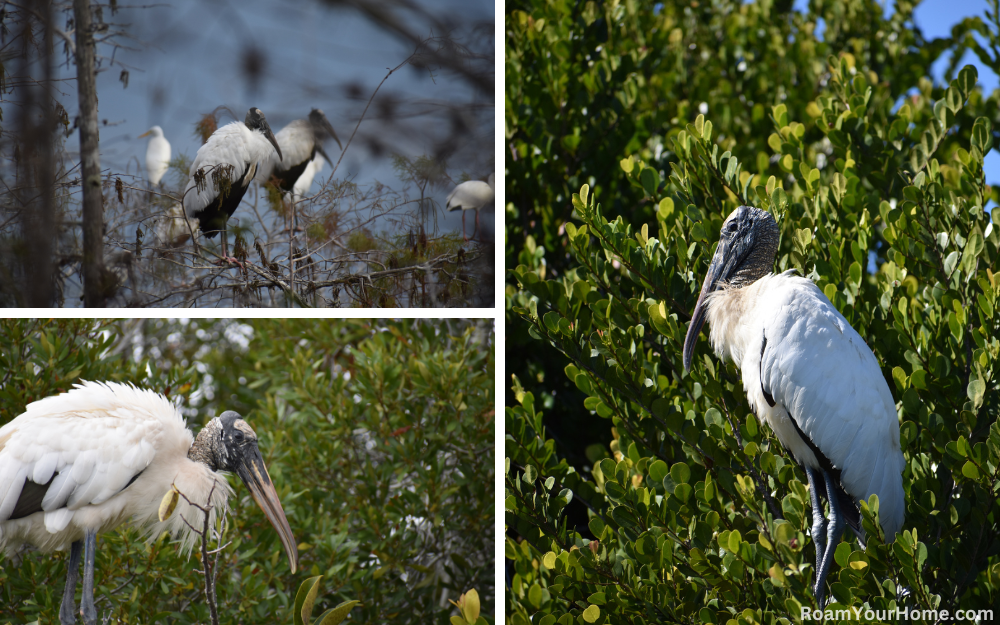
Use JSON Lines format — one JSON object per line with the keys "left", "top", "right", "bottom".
{"left": 60, "top": 0, "right": 494, "bottom": 239}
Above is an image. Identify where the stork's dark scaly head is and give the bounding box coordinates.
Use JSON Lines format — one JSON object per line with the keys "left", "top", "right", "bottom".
{"left": 682, "top": 206, "right": 779, "bottom": 370}
{"left": 308, "top": 107, "right": 343, "bottom": 154}
{"left": 190, "top": 411, "right": 298, "bottom": 573}
{"left": 245, "top": 107, "right": 283, "bottom": 161}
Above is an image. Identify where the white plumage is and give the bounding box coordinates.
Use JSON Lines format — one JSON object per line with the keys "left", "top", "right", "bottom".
{"left": 291, "top": 155, "right": 324, "bottom": 204}
{"left": 0, "top": 382, "right": 225, "bottom": 555}
{"left": 703, "top": 271, "right": 905, "bottom": 535}
{"left": 0, "top": 381, "right": 297, "bottom": 625}
{"left": 683, "top": 205, "right": 904, "bottom": 608}
{"left": 138, "top": 126, "right": 171, "bottom": 186}
{"left": 447, "top": 173, "right": 494, "bottom": 241}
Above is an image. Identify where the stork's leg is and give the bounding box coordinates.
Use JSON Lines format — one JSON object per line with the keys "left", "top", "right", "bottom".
{"left": 473, "top": 208, "right": 480, "bottom": 242}
{"left": 804, "top": 466, "right": 828, "bottom": 581}
{"left": 814, "top": 469, "right": 846, "bottom": 608}
{"left": 59, "top": 540, "right": 83, "bottom": 625}
{"left": 461, "top": 211, "right": 468, "bottom": 241}
{"left": 80, "top": 530, "right": 98, "bottom": 625}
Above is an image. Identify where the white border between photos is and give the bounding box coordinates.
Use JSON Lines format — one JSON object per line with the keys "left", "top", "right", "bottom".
{"left": 494, "top": 0, "right": 504, "bottom": 620}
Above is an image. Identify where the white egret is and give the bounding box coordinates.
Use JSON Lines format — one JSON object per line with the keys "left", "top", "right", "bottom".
{"left": 138, "top": 126, "right": 171, "bottom": 186}
{"left": 446, "top": 173, "right": 494, "bottom": 242}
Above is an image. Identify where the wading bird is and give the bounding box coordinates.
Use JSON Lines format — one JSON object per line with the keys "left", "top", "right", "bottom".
{"left": 682, "top": 205, "right": 904, "bottom": 608}
{"left": 138, "top": 126, "right": 171, "bottom": 186}
{"left": 255, "top": 108, "right": 342, "bottom": 193}
{"left": 0, "top": 381, "right": 298, "bottom": 625}
{"left": 446, "top": 173, "right": 494, "bottom": 242}
{"left": 183, "top": 107, "right": 282, "bottom": 261}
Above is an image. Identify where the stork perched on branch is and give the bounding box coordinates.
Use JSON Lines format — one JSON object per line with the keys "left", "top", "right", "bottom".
{"left": 682, "top": 205, "right": 905, "bottom": 608}
{"left": 0, "top": 381, "right": 298, "bottom": 625}
{"left": 183, "top": 107, "right": 282, "bottom": 261}
{"left": 255, "top": 108, "right": 342, "bottom": 193}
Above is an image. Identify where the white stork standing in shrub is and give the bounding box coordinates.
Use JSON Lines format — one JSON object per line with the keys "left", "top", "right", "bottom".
{"left": 0, "top": 381, "right": 298, "bottom": 625}
{"left": 182, "top": 107, "right": 282, "bottom": 261}
{"left": 682, "top": 205, "right": 905, "bottom": 608}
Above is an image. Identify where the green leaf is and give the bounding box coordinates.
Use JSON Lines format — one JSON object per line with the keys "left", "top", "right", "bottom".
{"left": 972, "top": 117, "right": 993, "bottom": 154}
{"left": 588, "top": 592, "right": 607, "bottom": 605}
{"left": 648, "top": 459, "right": 669, "bottom": 483}
{"left": 962, "top": 461, "right": 980, "bottom": 479}
{"left": 967, "top": 378, "right": 986, "bottom": 407}
{"left": 582, "top": 605, "right": 601, "bottom": 623}
{"left": 315, "top": 601, "right": 360, "bottom": 625}
{"left": 670, "top": 462, "right": 691, "bottom": 484}
{"left": 673, "top": 483, "right": 693, "bottom": 502}
{"left": 728, "top": 530, "right": 742, "bottom": 553}
{"left": 944, "top": 251, "right": 959, "bottom": 275}
{"left": 294, "top": 575, "right": 324, "bottom": 625}
{"left": 957, "top": 65, "right": 978, "bottom": 99}
{"left": 640, "top": 167, "right": 659, "bottom": 198}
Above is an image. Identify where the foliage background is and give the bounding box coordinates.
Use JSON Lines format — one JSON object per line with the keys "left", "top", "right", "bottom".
{"left": 506, "top": 0, "right": 1000, "bottom": 621}
{"left": 0, "top": 318, "right": 494, "bottom": 624}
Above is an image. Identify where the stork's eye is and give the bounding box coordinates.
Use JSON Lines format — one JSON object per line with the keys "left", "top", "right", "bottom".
{"left": 234, "top": 430, "right": 245, "bottom": 442}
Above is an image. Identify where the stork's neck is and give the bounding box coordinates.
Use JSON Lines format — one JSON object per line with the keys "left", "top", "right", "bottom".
{"left": 188, "top": 418, "right": 222, "bottom": 470}
{"left": 704, "top": 274, "right": 776, "bottom": 365}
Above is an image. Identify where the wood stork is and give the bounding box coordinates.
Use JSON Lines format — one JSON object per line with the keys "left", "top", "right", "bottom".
{"left": 0, "top": 381, "right": 298, "bottom": 625}
{"left": 446, "top": 173, "right": 494, "bottom": 242}
{"left": 137, "top": 126, "right": 171, "bottom": 186}
{"left": 183, "top": 107, "right": 282, "bottom": 261}
{"left": 255, "top": 108, "right": 342, "bottom": 193}
{"left": 682, "top": 205, "right": 905, "bottom": 608}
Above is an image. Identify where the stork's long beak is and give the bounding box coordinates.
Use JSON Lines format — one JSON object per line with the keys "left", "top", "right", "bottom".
{"left": 682, "top": 238, "right": 735, "bottom": 371}
{"left": 315, "top": 144, "right": 332, "bottom": 166}
{"left": 319, "top": 115, "right": 343, "bottom": 151}
{"left": 260, "top": 122, "right": 283, "bottom": 162}
{"left": 138, "top": 130, "right": 152, "bottom": 139}
{"left": 236, "top": 445, "right": 298, "bottom": 573}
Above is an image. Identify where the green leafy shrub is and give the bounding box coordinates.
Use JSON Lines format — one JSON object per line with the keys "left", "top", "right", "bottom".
{"left": 506, "top": 1, "right": 1000, "bottom": 621}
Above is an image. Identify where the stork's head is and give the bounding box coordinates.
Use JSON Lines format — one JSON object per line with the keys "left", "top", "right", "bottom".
{"left": 682, "top": 205, "right": 779, "bottom": 370}
{"left": 244, "top": 107, "right": 283, "bottom": 162}
{"left": 192, "top": 411, "right": 299, "bottom": 573}
{"left": 309, "top": 108, "right": 343, "bottom": 154}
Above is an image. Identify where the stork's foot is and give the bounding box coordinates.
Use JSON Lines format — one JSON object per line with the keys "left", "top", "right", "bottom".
{"left": 214, "top": 256, "right": 244, "bottom": 268}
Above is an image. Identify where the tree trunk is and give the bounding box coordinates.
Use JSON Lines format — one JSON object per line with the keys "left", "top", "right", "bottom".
{"left": 17, "top": 0, "right": 57, "bottom": 306}
{"left": 74, "top": 0, "right": 104, "bottom": 307}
